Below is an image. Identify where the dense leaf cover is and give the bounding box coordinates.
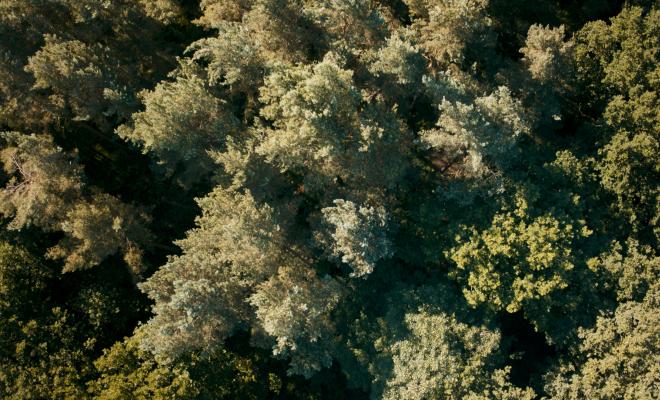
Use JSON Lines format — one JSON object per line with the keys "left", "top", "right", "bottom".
{"left": 0, "top": 0, "right": 657, "bottom": 399}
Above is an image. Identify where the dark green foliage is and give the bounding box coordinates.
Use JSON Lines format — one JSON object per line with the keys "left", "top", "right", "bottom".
{"left": 0, "top": 244, "right": 148, "bottom": 399}
{"left": 0, "top": 242, "right": 53, "bottom": 318}
{"left": 0, "top": 0, "right": 185, "bottom": 130}
{"left": 574, "top": 6, "right": 659, "bottom": 238}
{"left": 544, "top": 284, "right": 659, "bottom": 399}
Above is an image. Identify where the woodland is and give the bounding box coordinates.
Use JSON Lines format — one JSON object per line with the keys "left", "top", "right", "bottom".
{"left": 0, "top": 0, "right": 658, "bottom": 399}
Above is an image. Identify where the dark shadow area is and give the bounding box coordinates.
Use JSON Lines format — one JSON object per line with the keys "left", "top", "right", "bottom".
{"left": 499, "top": 311, "right": 557, "bottom": 395}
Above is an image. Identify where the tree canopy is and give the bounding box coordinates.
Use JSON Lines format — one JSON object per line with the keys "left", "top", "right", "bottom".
{"left": 0, "top": 1, "right": 657, "bottom": 399}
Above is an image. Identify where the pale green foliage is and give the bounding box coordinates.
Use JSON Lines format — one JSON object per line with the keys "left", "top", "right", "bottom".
{"left": 383, "top": 311, "right": 496, "bottom": 399}
{"left": 420, "top": 68, "right": 476, "bottom": 107}
{"left": 365, "top": 30, "right": 429, "bottom": 106}
{"left": 47, "top": 193, "right": 152, "bottom": 276}
{"left": 520, "top": 25, "right": 573, "bottom": 85}
{"left": 0, "top": 132, "right": 83, "bottom": 230}
{"left": 139, "top": 186, "right": 346, "bottom": 377}
{"left": 335, "top": 283, "right": 535, "bottom": 399}
{"left": 517, "top": 24, "right": 574, "bottom": 126}
{"left": 317, "top": 199, "right": 392, "bottom": 278}
{"left": 187, "top": 188, "right": 289, "bottom": 282}
{"left": 401, "top": 0, "right": 431, "bottom": 18}
{"left": 404, "top": 0, "right": 494, "bottom": 66}
{"left": 195, "top": 0, "right": 253, "bottom": 27}
{"left": 187, "top": 23, "right": 264, "bottom": 94}
{"left": 138, "top": 36, "right": 413, "bottom": 380}
{"left": 369, "top": 33, "right": 425, "bottom": 86}
{"left": 419, "top": 86, "right": 528, "bottom": 177}
{"left": 308, "top": 0, "right": 388, "bottom": 53}
{"left": 138, "top": 187, "right": 289, "bottom": 359}
{"left": 0, "top": 132, "right": 152, "bottom": 273}
{"left": 381, "top": 311, "right": 534, "bottom": 400}
{"left": 449, "top": 200, "right": 591, "bottom": 313}
{"left": 25, "top": 34, "right": 129, "bottom": 123}
{"left": 242, "top": 0, "right": 319, "bottom": 63}
{"left": 117, "top": 1, "right": 659, "bottom": 392}
{"left": 0, "top": 0, "right": 183, "bottom": 128}
{"left": 588, "top": 239, "right": 659, "bottom": 302}
{"left": 465, "top": 369, "right": 537, "bottom": 400}
{"left": 139, "top": 0, "right": 184, "bottom": 24}
{"left": 545, "top": 285, "right": 660, "bottom": 400}
{"left": 209, "top": 135, "right": 277, "bottom": 197}
{"left": 117, "top": 73, "right": 239, "bottom": 183}
{"left": 257, "top": 57, "right": 359, "bottom": 176}
{"left": 250, "top": 265, "right": 343, "bottom": 377}
{"left": 257, "top": 55, "right": 410, "bottom": 191}
{"left": 141, "top": 276, "right": 248, "bottom": 362}
{"left": 61, "top": 0, "right": 116, "bottom": 23}
{"left": 335, "top": 283, "right": 533, "bottom": 398}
